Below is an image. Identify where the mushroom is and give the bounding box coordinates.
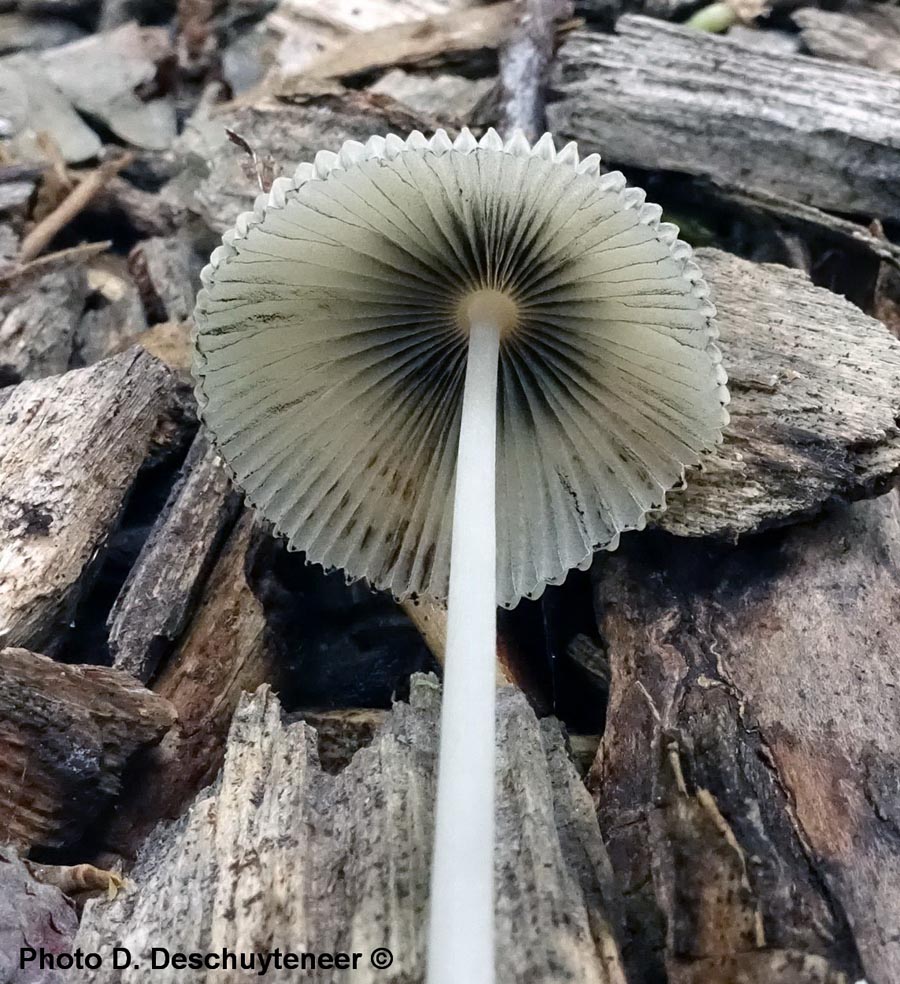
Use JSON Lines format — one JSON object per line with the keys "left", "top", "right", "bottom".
{"left": 192, "top": 127, "right": 729, "bottom": 983}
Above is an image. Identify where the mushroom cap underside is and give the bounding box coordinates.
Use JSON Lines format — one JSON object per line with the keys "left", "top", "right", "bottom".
{"left": 193, "top": 128, "right": 729, "bottom": 608}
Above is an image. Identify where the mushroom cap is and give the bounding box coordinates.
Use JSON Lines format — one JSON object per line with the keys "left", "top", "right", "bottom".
{"left": 193, "top": 128, "right": 729, "bottom": 608}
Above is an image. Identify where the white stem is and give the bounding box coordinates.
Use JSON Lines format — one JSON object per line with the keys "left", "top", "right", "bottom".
{"left": 426, "top": 318, "right": 500, "bottom": 984}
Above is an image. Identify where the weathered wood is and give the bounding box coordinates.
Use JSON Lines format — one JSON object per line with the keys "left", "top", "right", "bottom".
{"left": 0, "top": 55, "right": 101, "bottom": 164}
{"left": 108, "top": 433, "right": 241, "bottom": 683}
{"left": 299, "top": 3, "right": 518, "bottom": 81}
{"left": 794, "top": 5, "right": 900, "bottom": 75}
{"left": 698, "top": 182, "right": 900, "bottom": 270}
{"left": 0, "top": 260, "right": 87, "bottom": 382}
{"left": 268, "top": 0, "right": 458, "bottom": 76}
{"left": 293, "top": 707, "right": 386, "bottom": 774}
{"left": 0, "top": 350, "right": 190, "bottom": 652}
{"left": 37, "top": 24, "right": 176, "bottom": 152}
{"left": 551, "top": 16, "right": 900, "bottom": 219}
{"left": 0, "top": 846, "right": 77, "bottom": 984}
{"left": 167, "top": 88, "right": 441, "bottom": 236}
{"left": 78, "top": 676, "right": 628, "bottom": 984}
{"left": 127, "top": 234, "right": 200, "bottom": 325}
{"left": 369, "top": 69, "right": 494, "bottom": 123}
{"left": 103, "top": 511, "right": 277, "bottom": 858}
{"left": 74, "top": 255, "right": 148, "bottom": 367}
{"left": 0, "top": 648, "right": 175, "bottom": 851}
{"left": 591, "top": 490, "right": 900, "bottom": 984}
{"left": 498, "top": 0, "right": 573, "bottom": 140}
{"left": 657, "top": 248, "right": 900, "bottom": 538}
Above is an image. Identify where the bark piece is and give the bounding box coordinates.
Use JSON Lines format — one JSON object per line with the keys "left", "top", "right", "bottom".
{"left": 127, "top": 234, "right": 201, "bottom": 325}
{"left": 168, "top": 88, "right": 440, "bottom": 236}
{"left": 794, "top": 6, "right": 900, "bottom": 75}
{"left": 0, "top": 847, "right": 77, "bottom": 984}
{"left": 656, "top": 248, "right": 900, "bottom": 539}
{"left": 38, "top": 24, "right": 176, "bottom": 152}
{"left": 78, "top": 676, "right": 628, "bottom": 984}
{"left": 104, "top": 512, "right": 277, "bottom": 857}
{"left": 269, "top": 0, "right": 459, "bottom": 76}
{"left": 290, "top": 2, "right": 517, "bottom": 80}
{"left": 498, "top": 0, "right": 573, "bottom": 140}
{"left": 0, "top": 56, "right": 100, "bottom": 164}
{"left": 108, "top": 433, "right": 241, "bottom": 683}
{"left": 0, "top": 350, "right": 189, "bottom": 652}
{"left": 0, "top": 261, "right": 87, "bottom": 382}
{"left": 591, "top": 491, "right": 900, "bottom": 984}
{"left": 0, "top": 648, "right": 175, "bottom": 851}
{"left": 699, "top": 182, "right": 900, "bottom": 269}
{"left": 74, "top": 255, "right": 148, "bottom": 367}
{"left": 551, "top": 16, "right": 900, "bottom": 219}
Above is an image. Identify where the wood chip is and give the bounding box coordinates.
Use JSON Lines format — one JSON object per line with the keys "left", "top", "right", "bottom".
{"left": 38, "top": 23, "right": 176, "bottom": 151}
{"left": 269, "top": 0, "right": 463, "bottom": 76}
{"left": 592, "top": 489, "right": 900, "bottom": 984}
{"left": 0, "top": 55, "right": 101, "bottom": 164}
{"left": 103, "top": 512, "right": 277, "bottom": 857}
{"left": 77, "top": 677, "right": 628, "bottom": 984}
{"left": 168, "top": 89, "right": 442, "bottom": 235}
{"left": 793, "top": 5, "right": 900, "bottom": 75}
{"left": 108, "top": 433, "right": 241, "bottom": 682}
{"left": 0, "top": 846, "right": 77, "bottom": 984}
{"left": 0, "top": 261, "right": 87, "bottom": 382}
{"left": 369, "top": 69, "right": 494, "bottom": 122}
{"left": 551, "top": 16, "right": 900, "bottom": 219}
{"left": 0, "top": 350, "right": 190, "bottom": 652}
{"left": 0, "top": 647, "right": 175, "bottom": 851}
{"left": 127, "top": 233, "right": 200, "bottom": 324}
{"left": 297, "top": 2, "right": 518, "bottom": 80}
{"left": 657, "top": 248, "right": 900, "bottom": 539}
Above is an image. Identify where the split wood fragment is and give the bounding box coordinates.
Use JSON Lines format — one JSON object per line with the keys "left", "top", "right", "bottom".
{"left": 76, "top": 677, "right": 629, "bottom": 984}
{"left": 592, "top": 491, "right": 900, "bottom": 984}
{"left": 0, "top": 350, "right": 191, "bottom": 652}
{"left": 551, "top": 16, "right": 900, "bottom": 219}
{"left": 0, "top": 647, "right": 175, "bottom": 851}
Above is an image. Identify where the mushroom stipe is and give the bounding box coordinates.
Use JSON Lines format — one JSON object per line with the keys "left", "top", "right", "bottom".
{"left": 192, "top": 127, "right": 730, "bottom": 984}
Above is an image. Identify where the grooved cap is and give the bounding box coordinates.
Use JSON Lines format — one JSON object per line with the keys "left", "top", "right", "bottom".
{"left": 193, "top": 127, "right": 729, "bottom": 608}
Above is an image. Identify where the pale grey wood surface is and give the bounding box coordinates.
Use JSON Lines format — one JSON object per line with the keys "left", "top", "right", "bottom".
{"left": 75, "top": 677, "right": 628, "bottom": 984}
{"left": 794, "top": 5, "right": 900, "bottom": 75}
{"left": 0, "top": 261, "right": 87, "bottom": 382}
{"left": 658, "top": 248, "right": 900, "bottom": 539}
{"left": 550, "top": 16, "right": 900, "bottom": 219}
{"left": 108, "top": 433, "right": 240, "bottom": 683}
{"left": 0, "top": 349, "right": 188, "bottom": 651}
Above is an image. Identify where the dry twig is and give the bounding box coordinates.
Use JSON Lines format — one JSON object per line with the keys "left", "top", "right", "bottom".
{"left": 19, "top": 154, "right": 135, "bottom": 263}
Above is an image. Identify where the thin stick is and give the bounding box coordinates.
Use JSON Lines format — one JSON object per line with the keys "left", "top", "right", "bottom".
{"left": 498, "top": 0, "right": 574, "bottom": 141}
{"left": 19, "top": 154, "right": 135, "bottom": 264}
{"left": 427, "top": 319, "right": 500, "bottom": 984}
